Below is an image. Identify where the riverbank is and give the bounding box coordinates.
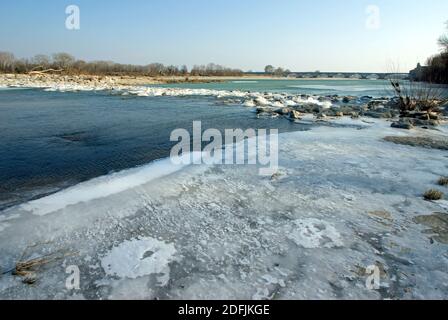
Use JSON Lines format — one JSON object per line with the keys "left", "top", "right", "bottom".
{"left": 0, "top": 73, "right": 195, "bottom": 87}
{"left": 1, "top": 118, "right": 447, "bottom": 299}
{"left": 0, "top": 73, "right": 367, "bottom": 88}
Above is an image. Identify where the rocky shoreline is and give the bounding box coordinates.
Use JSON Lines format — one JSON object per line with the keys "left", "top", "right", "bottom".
{"left": 0, "top": 73, "right": 229, "bottom": 87}
{"left": 1, "top": 73, "right": 447, "bottom": 129}
{"left": 254, "top": 96, "right": 448, "bottom": 129}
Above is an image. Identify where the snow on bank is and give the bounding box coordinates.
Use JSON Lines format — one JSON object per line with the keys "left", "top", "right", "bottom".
{"left": 0, "top": 119, "right": 448, "bottom": 299}
{"left": 287, "top": 218, "right": 344, "bottom": 249}
{"left": 101, "top": 237, "right": 177, "bottom": 284}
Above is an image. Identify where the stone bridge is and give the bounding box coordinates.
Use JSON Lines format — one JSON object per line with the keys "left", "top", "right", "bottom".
{"left": 247, "top": 72, "right": 409, "bottom": 80}
{"left": 288, "top": 72, "right": 409, "bottom": 80}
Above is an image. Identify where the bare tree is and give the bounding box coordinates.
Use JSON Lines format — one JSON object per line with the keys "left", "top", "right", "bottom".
{"left": 52, "top": 53, "right": 75, "bottom": 70}
{"left": 274, "top": 67, "right": 285, "bottom": 77}
{"left": 438, "top": 21, "right": 448, "bottom": 52}
{"left": 424, "top": 21, "right": 448, "bottom": 84}
{"left": 31, "top": 54, "right": 51, "bottom": 69}
{"left": 389, "top": 75, "right": 446, "bottom": 118}
{"left": 264, "top": 65, "right": 274, "bottom": 74}
{"left": 147, "top": 63, "right": 165, "bottom": 76}
{"left": 0, "top": 51, "right": 245, "bottom": 77}
{"left": 407, "top": 22, "right": 448, "bottom": 85}
{"left": 180, "top": 65, "right": 188, "bottom": 75}
{"left": 0, "top": 51, "right": 15, "bottom": 73}
{"left": 191, "top": 63, "right": 243, "bottom": 76}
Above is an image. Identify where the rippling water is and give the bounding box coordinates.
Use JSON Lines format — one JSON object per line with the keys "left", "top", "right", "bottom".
{"left": 0, "top": 88, "right": 305, "bottom": 209}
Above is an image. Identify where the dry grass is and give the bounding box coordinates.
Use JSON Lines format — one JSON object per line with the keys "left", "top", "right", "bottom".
{"left": 424, "top": 189, "right": 444, "bottom": 201}
{"left": 438, "top": 177, "right": 448, "bottom": 186}
{"left": 6, "top": 243, "right": 78, "bottom": 285}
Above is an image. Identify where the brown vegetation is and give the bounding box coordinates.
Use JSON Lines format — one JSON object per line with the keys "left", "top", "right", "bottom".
{"left": 389, "top": 80, "right": 446, "bottom": 118}
{"left": 411, "top": 21, "right": 448, "bottom": 85}
{"left": 383, "top": 136, "right": 448, "bottom": 150}
{"left": 0, "top": 52, "right": 243, "bottom": 77}
{"left": 264, "top": 65, "right": 291, "bottom": 77}
{"left": 438, "top": 177, "right": 448, "bottom": 187}
{"left": 423, "top": 189, "right": 444, "bottom": 201}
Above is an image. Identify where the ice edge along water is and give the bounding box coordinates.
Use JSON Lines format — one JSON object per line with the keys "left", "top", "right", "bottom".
{"left": 10, "top": 130, "right": 277, "bottom": 217}
{"left": 18, "top": 153, "right": 202, "bottom": 216}
{"left": 1, "top": 120, "right": 448, "bottom": 299}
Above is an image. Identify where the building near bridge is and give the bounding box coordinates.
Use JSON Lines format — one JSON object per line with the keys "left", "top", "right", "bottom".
{"left": 409, "top": 63, "right": 428, "bottom": 81}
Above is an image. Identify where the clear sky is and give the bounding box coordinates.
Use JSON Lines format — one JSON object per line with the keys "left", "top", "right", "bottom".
{"left": 0, "top": 0, "right": 447, "bottom": 72}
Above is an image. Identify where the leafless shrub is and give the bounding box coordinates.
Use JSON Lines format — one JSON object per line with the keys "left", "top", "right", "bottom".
{"left": 389, "top": 79, "right": 446, "bottom": 117}
{"left": 438, "top": 177, "right": 448, "bottom": 187}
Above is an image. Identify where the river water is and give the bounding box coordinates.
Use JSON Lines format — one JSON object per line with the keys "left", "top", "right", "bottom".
{"left": 0, "top": 79, "right": 446, "bottom": 209}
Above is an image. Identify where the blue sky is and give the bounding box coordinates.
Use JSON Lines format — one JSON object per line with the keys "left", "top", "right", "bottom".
{"left": 0, "top": 0, "right": 447, "bottom": 72}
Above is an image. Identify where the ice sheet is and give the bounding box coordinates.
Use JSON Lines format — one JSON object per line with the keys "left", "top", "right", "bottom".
{"left": 1, "top": 120, "right": 448, "bottom": 300}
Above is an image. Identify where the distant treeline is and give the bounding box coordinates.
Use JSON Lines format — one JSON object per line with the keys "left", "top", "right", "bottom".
{"left": 411, "top": 22, "right": 448, "bottom": 84}
{"left": 264, "top": 65, "right": 291, "bottom": 77}
{"left": 0, "top": 52, "right": 244, "bottom": 77}
{"left": 423, "top": 52, "right": 448, "bottom": 84}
